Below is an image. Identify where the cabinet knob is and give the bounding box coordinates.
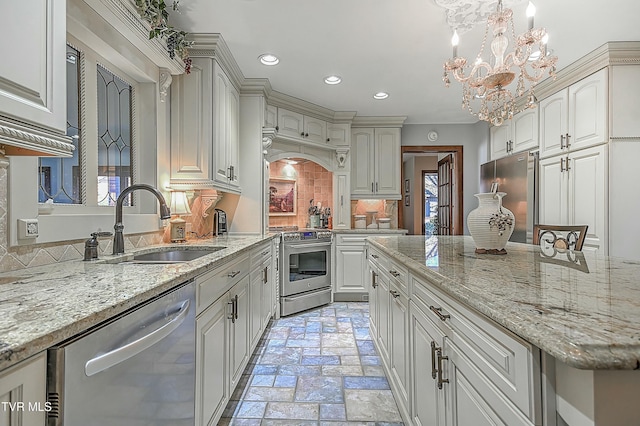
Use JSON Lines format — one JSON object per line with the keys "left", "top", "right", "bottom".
{"left": 305, "top": 133, "right": 309, "bottom": 137}
{"left": 301, "top": 132, "right": 305, "bottom": 137}
{"left": 326, "top": 138, "right": 330, "bottom": 142}
{"left": 275, "top": 125, "right": 279, "bottom": 131}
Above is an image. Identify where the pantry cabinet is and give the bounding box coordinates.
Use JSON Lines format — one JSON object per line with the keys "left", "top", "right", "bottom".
{"left": 351, "top": 128, "right": 401, "bottom": 199}
{"left": 0, "top": 353, "right": 47, "bottom": 426}
{"left": 539, "top": 68, "right": 607, "bottom": 159}
{"left": 539, "top": 144, "right": 606, "bottom": 252}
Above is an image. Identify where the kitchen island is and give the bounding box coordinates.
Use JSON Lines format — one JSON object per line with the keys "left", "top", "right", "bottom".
{"left": 367, "top": 235, "right": 640, "bottom": 426}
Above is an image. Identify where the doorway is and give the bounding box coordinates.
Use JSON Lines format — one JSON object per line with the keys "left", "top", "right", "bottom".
{"left": 422, "top": 171, "right": 438, "bottom": 236}
{"left": 400, "top": 146, "right": 463, "bottom": 235}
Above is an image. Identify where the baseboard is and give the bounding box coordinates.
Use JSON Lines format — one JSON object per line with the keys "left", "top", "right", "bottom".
{"left": 333, "top": 292, "right": 369, "bottom": 302}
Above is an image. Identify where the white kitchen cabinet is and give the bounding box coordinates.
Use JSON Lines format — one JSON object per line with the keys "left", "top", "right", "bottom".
{"left": 539, "top": 145, "right": 607, "bottom": 252}
{"left": 333, "top": 173, "right": 351, "bottom": 229}
{"left": 539, "top": 69, "right": 607, "bottom": 159}
{"left": 0, "top": 1, "right": 66, "bottom": 135}
{"left": 351, "top": 128, "right": 401, "bottom": 199}
{"left": 250, "top": 243, "right": 273, "bottom": 350}
{"left": 327, "top": 123, "right": 350, "bottom": 145}
{"left": 170, "top": 57, "right": 240, "bottom": 193}
{"left": 490, "top": 109, "right": 538, "bottom": 160}
{"left": 376, "top": 270, "right": 392, "bottom": 364}
{"left": 389, "top": 279, "right": 410, "bottom": 416}
{"left": 264, "top": 104, "right": 278, "bottom": 128}
{"left": 213, "top": 61, "right": 241, "bottom": 192}
{"left": 277, "top": 108, "right": 328, "bottom": 144}
{"left": 0, "top": 353, "right": 47, "bottom": 426}
{"left": 195, "top": 253, "right": 251, "bottom": 426}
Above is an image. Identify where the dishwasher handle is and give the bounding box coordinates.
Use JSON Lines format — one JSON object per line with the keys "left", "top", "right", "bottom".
{"left": 85, "top": 299, "right": 191, "bottom": 377}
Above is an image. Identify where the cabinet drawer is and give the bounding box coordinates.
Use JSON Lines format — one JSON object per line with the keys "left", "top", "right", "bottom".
{"left": 368, "top": 246, "right": 388, "bottom": 272}
{"left": 197, "top": 253, "right": 250, "bottom": 314}
{"left": 386, "top": 259, "right": 408, "bottom": 295}
{"left": 336, "top": 234, "right": 368, "bottom": 245}
{"left": 251, "top": 243, "right": 271, "bottom": 268}
{"left": 411, "top": 275, "right": 540, "bottom": 421}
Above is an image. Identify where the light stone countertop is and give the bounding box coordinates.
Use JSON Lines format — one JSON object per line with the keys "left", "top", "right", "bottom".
{"left": 368, "top": 235, "right": 640, "bottom": 370}
{"left": 0, "top": 234, "right": 276, "bottom": 371}
{"left": 331, "top": 229, "right": 408, "bottom": 234}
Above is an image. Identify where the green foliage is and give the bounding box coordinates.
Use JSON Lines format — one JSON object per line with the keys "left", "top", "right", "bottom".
{"left": 134, "top": 0, "right": 193, "bottom": 73}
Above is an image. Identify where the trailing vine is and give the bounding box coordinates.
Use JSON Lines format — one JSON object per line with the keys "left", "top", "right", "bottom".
{"left": 134, "top": 0, "right": 193, "bottom": 73}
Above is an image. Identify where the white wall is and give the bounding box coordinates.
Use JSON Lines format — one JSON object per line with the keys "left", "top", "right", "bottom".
{"left": 401, "top": 122, "right": 490, "bottom": 234}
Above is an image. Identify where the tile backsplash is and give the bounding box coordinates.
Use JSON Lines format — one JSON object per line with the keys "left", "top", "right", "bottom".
{"left": 350, "top": 199, "right": 399, "bottom": 229}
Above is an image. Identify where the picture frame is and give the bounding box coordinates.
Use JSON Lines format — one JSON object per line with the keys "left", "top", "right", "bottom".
{"left": 404, "top": 194, "right": 410, "bottom": 207}
{"left": 404, "top": 179, "right": 410, "bottom": 193}
{"left": 269, "top": 178, "right": 297, "bottom": 216}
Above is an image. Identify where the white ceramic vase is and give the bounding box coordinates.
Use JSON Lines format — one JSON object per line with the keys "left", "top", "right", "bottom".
{"left": 467, "top": 192, "right": 515, "bottom": 253}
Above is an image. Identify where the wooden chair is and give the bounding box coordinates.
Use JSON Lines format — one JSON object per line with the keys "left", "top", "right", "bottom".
{"left": 533, "top": 224, "right": 588, "bottom": 251}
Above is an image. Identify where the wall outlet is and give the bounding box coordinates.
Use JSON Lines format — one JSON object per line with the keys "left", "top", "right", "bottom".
{"left": 18, "top": 219, "right": 39, "bottom": 239}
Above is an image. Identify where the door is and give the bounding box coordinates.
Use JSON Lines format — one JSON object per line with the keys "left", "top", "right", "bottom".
{"left": 375, "top": 128, "right": 401, "bottom": 196}
{"left": 229, "top": 275, "right": 250, "bottom": 392}
{"left": 376, "top": 272, "right": 391, "bottom": 364}
{"left": 512, "top": 108, "right": 538, "bottom": 153}
{"left": 490, "top": 123, "right": 511, "bottom": 160}
{"left": 569, "top": 68, "right": 607, "bottom": 152}
{"left": 335, "top": 244, "right": 367, "bottom": 293}
{"left": 214, "top": 63, "right": 230, "bottom": 186}
{"left": 423, "top": 171, "right": 438, "bottom": 236}
{"left": 437, "top": 155, "right": 453, "bottom": 235}
{"left": 539, "top": 90, "right": 568, "bottom": 159}
{"left": 260, "top": 260, "right": 273, "bottom": 330}
{"left": 351, "top": 129, "right": 375, "bottom": 195}
{"left": 539, "top": 155, "right": 568, "bottom": 226}
{"left": 390, "top": 283, "right": 409, "bottom": 411}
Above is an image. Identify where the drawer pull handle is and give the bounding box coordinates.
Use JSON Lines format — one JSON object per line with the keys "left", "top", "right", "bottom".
{"left": 436, "top": 347, "right": 449, "bottom": 389}
{"left": 429, "top": 306, "right": 450, "bottom": 322}
{"left": 390, "top": 290, "right": 400, "bottom": 299}
{"left": 371, "top": 254, "right": 379, "bottom": 259}
{"left": 430, "top": 341, "right": 438, "bottom": 379}
{"left": 261, "top": 250, "right": 269, "bottom": 256}
{"left": 228, "top": 299, "right": 236, "bottom": 323}
{"left": 228, "top": 270, "right": 241, "bottom": 278}
{"left": 371, "top": 271, "right": 378, "bottom": 289}
{"left": 389, "top": 270, "right": 401, "bottom": 278}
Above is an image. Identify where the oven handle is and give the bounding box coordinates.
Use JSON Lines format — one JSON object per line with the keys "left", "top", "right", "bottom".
{"left": 84, "top": 299, "right": 191, "bottom": 377}
{"left": 285, "top": 242, "right": 332, "bottom": 250}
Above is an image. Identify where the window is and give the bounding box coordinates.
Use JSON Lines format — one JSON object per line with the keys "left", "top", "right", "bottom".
{"left": 39, "top": 43, "right": 136, "bottom": 208}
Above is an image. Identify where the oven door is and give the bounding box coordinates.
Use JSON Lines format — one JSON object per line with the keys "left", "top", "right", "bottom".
{"left": 282, "top": 241, "right": 331, "bottom": 296}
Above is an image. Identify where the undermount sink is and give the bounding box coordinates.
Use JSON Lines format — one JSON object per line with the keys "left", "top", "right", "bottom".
{"left": 116, "top": 247, "right": 226, "bottom": 264}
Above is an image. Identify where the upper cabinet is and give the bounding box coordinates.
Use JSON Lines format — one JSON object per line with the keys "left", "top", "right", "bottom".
{"left": 0, "top": 0, "right": 74, "bottom": 156}
{"left": 490, "top": 108, "right": 538, "bottom": 160}
{"left": 264, "top": 104, "right": 278, "bottom": 128}
{"left": 351, "top": 128, "right": 401, "bottom": 199}
{"left": 277, "top": 108, "right": 328, "bottom": 144}
{"left": 170, "top": 35, "right": 241, "bottom": 193}
{"left": 539, "top": 68, "right": 607, "bottom": 159}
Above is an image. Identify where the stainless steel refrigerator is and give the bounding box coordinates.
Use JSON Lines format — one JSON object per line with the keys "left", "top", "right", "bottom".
{"left": 480, "top": 151, "right": 538, "bottom": 243}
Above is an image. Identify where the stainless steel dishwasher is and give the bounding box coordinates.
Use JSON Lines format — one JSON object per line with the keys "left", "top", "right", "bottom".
{"left": 47, "top": 280, "right": 196, "bottom": 426}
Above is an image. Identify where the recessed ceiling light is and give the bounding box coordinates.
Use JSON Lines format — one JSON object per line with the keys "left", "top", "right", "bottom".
{"left": 373, "top": 92, "right": 389, "bottom": 100}
{"left": 259, "top": 53, "right": 279, "bottom": 66}
{"left": 324, "top": 75, "right": 342, "bottom": 85}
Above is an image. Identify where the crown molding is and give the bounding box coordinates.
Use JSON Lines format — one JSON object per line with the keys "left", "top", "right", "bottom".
{"left": 351, "top": 116, "right": 408, "bottom": 128}
{"left": 240, "top": 78, "right": 273, "bottom": 98}
{"left": 534, "top": 41, "right": 640, "bottom": 101}
{"left": 188, "top": 33, "right": 245, "bottom": 90}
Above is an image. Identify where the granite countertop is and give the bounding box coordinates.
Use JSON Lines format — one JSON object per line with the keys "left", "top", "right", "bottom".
{"left": 368, "top": 235, "right": 640, "bottom": 370}
{"left": 331, "top": 228, "right": 408, "bottom": 234}
{"left": 0, "top": 234, "right": 275, "bottom": 371}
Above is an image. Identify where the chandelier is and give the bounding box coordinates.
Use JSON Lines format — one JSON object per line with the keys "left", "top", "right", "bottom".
{"left": 442, "top": 0, "right": 558, "bottom": 126}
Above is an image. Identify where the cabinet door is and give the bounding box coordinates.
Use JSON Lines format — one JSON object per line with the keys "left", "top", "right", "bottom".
{"left": 335, "top": 244, "right": 367, "bottom": 293}
{"left": 376, "top": 272, "right": 391, "bottom": 364}
{"left": 327, "top": 123, "right": 350, "bottom": 146}
{"left": 409, "top": 301, "right": 446, "bottom": 426}
{"left": 195, "top": 295, "right": 229, "bottom": 426}
{"left": 0, "top": 1, "right": 66, "bottom": 133}
{"left": 265, "top": 104, "right": 278, "bottom": 128}
{"left": 539, "top": 90, "right": 568, "bottom": 159}
{"left": 249, "top": 266, "right": 263, "bottom": 350}
{"left": 170, "top": 58, "right": 212, "bottom": 181}
{"left": 304, "top": 116, "right": 327, "bottom": 144}
{"left": 277, "top": 108, "right": 304, "bottom": 138}
{"left": 229, "top": 275, "right": 250, "bottom": 392}
{"left": 261, "top": 259, "right": 273, "bottom": 329}
{"left": 351, "top": 129, "right": 376, "bottom": 196}
{"left": 374, "top": 128, "right": 402, "bottom": 198}
{"left": 0, "top": 353, "right": 47, "bottom": 426}
{"left": 368, "top": 264, "right": 379, "bottom": 341}
{"left": 228, "top": 84, "right": 240, "bottom": 189}
{"left": 512, "top": 109, "right": 538, "bottom": 153}
{"left": 538, "top": 155, "right": 568, "bottom": 226}
{"left": 569, "top": 68, "right": 608, "bottom": 152}
{"left": 390, "top": 282, "right": 409, "bottom": 413}
{"left": 214, "top": 63, "right": 230, "bottom": 186}
{"left": 568, "top": 145, "right": 607, "bottom": 252}
{"left": 490, "top": 123, "right": 511, "bottom": 160}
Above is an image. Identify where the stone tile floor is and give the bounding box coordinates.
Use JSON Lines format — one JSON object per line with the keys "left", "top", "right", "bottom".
{"left": 219, "top": 302, "right": 404, "bottom": 425}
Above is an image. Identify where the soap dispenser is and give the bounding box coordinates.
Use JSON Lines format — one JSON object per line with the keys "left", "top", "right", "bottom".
{"left": 84, "top": 231, "right": 113, "bottom": 260}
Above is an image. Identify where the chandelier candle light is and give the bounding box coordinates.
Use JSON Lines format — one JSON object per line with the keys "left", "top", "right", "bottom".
{"left": 442, "top": 0, "right": 558, "bottom": 126}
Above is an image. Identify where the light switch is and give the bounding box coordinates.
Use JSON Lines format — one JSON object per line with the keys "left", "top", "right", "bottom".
{"left": 18, "top": 219, "right": 39, "bottom": 239}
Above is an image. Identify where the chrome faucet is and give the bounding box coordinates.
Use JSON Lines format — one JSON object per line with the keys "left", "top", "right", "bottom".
{"left": 113, "top": 184, "right": 171, "bottom": 254}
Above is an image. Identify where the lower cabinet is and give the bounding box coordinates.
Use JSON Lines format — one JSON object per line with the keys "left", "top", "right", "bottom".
{"left": 369, "top": 245, "right": 542, "bottom": 426}
{"left": 0, "top": 353, "right": 47, "bottom": 426}
{"left": 195, "top": 242, "right": 276, "bottom": 426}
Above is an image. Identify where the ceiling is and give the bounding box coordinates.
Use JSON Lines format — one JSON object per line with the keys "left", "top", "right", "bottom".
{"left": 171, "top": 0, "right": 640, "bottom": 125}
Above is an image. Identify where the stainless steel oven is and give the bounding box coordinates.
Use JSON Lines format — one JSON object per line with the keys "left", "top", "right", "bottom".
{"left": 280, "top": 230, "right": 332, "bottom": 316}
